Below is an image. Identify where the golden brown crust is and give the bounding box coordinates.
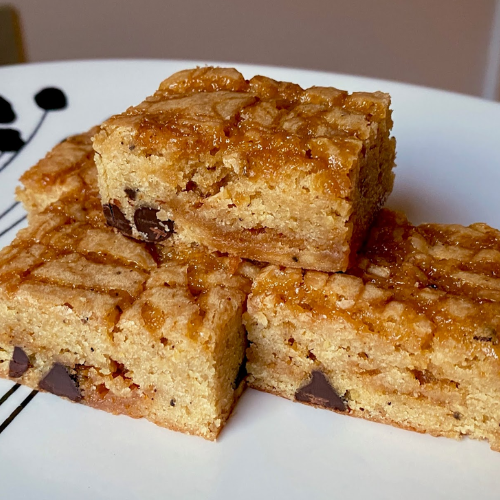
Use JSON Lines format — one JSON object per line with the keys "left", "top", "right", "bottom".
{"left": 0, "top": 134, "right": 253, "bottom": 440}
{"left": 245, "top": 209, "right": 500, "bottom": 450}
{"left": 94, "top": 67, "right": 396, "bottom": 272}
{"left": 250, "top": 381, "right": 500, "bottom": 449}
{"left": 16, "top": 127, "right": 99, "bottom": 214}
{"left": 0, "top": 361, "right": 247, "bottom": 441}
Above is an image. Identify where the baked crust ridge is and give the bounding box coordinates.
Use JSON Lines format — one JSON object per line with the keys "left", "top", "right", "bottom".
{"left": 93, "top": 66, "right": 396, "bottom": 272}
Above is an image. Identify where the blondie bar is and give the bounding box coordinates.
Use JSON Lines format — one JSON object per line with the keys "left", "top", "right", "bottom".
{"left": 0, "top": 134, "right": 255, "bottom": 440}
{"left": 244, "top": 209, "right": 500, "bottom": 450}
{"left": 93, "top": 67, "right": 396, "bottom": 272}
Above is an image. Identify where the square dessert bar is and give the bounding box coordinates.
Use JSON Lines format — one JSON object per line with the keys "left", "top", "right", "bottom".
{"left": 93, "top": 67, "right": 396, "bottom": 272}
{"left": 0, "top": 133, "right": 255, "bottom": 440}
{"left": 244, "top": 209, "right": 500, "bottom": 450}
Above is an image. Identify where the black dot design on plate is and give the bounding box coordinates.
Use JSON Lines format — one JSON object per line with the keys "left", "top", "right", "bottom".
{"left": 0, "top": 129, "right": 25, "bottom": 152}
{"left": 0, "top": 96, "right": 16, "bottom": 123}
{"left": 0, "top": 86, "right": 68, "bottom": 173}
{"left": 34, "top": 87, "right": 67, "bottom": 111}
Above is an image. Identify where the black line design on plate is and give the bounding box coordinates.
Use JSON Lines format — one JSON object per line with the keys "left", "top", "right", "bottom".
{"left": 0, "top": 119, "right": 44, "bottom": 173}
{"left": 0, "top": 390, "right": 38, "bottom": 435}
{"left": 0, "top": 200, "right": 20, "bottom": 221}
{"left": 0, "top": 384, "right": 20, "bottom": 408}
{"left": 0, "top": 214, "right": 26, "bottom": 239}
{"left": 0, "top": 87, "right": 67, "bottom": 173}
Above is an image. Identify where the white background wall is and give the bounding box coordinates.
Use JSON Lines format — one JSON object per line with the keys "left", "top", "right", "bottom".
{"left": 8, "top": 0, "right": 500, "bottom": 99}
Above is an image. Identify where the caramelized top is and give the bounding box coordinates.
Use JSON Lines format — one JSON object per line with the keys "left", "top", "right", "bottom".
{"left": 97, "top": 67, "right": 393, "bottom": 198}
{"left": 16, "top": 128, "right": 99, "bottom": 213}
{"left": 3, "top": 129, "right": 255, "bottom": 331}
{"left": 253, "top": 209, "right": 500, "bottom": 360}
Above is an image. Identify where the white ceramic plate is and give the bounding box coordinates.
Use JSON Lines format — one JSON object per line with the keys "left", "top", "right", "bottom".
{"left": 0, "top": 60, "right": 499, "bottom": 499}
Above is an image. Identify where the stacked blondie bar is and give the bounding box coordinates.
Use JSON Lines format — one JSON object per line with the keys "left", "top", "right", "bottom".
{"left": 0, "top": 67, "right": 499, "bottom": 451}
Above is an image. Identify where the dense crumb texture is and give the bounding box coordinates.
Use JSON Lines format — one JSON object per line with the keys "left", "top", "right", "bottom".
{"left": 244, "top": 209, "right": 500, "bottom": 450}
{"left": 0, "top": 144, "right": 255, "bottom": 440}
{"left": 93, "top": 67, "right": 396, "bottom": 272}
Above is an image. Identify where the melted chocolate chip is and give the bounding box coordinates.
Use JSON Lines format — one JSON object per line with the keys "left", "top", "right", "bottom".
{"left": 233, "top": 357, "right": 247, "bottom": 389}
{"left": 102, "top": 203, "right": 132, "bottom": 235}
{"left": 134, "top": 206, "right": 174, "bottom": 242}
{"left": 9, "top": 347, "right": 30, "bottom": 378}
{"left": 295, "top": 370, "right": 347, "bottom": 411}
{"left": 39, "top": 363, "right": 82, "bottom": 402}
{"left": 306, "top": 350, "right": 317, "bottom": 361}
{"left": 124, "top": 188, "right": 137, "bottom": 200}
{"left": 145, "top": 242, "right": 162, "bottom": 266}
{"left": 473, "top": 332, "right": 499, "bottom": 345}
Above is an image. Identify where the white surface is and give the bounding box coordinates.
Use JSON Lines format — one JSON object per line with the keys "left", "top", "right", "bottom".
{"left": 0, "top": 60, "right": 499, "bottom": 499}
{"left": 9, "top": 0, "right": 498, "bottom": 98}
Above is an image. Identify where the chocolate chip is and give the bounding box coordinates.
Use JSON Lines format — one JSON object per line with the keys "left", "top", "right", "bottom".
{"left": 144, "top": 242, "right": 162, "bottom": 266}
{"left": 170, "top": 398, "right": 176, "bottom": 407}
{"left": 306, "top": 350, "right": 317, "bottom": 361}
{"left": 453, "top": 411, "right": 462, "bottom": 420}
{"left": 9, "top": 347, "right": 30, "bottom": 378}
{"left": 134, "top": 206, "right": 174, "bottom": 242}
{"left": 233, "top": 357, "right": 247, "bottom": 389}
{"left": 102, "top": 203, "right": 132, "bottom": 236}
{"left": 292, "top": 256, "right": 299, "bottom": 262}
{"left": 473, "top": 335, "right": 493, "bottom": 342}
{"left": 473, "top": 329, "right": 499, "bottom": 345}
{"left": 295, "top": 370, "right": 347, "bottom": 411}
{"left": 124, "top": 188, "right": 137, "bottom": 200}
{"left": 39, "top": 363, "right": 82, "bottom": 402}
